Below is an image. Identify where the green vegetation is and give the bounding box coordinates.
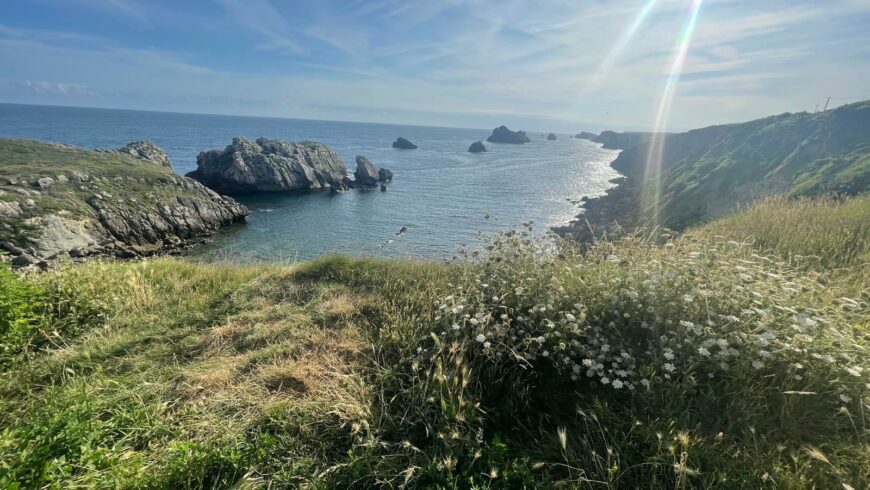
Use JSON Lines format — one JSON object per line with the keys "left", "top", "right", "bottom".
{"left": 1, "top": 196, "right": 867, "bottom": 488}
{"left": 600, "top": 100, "right": 870, "bottom": 231}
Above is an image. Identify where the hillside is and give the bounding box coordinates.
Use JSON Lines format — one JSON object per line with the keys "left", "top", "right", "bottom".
{"left": 0, "top": 139, "right": 247, "bottom": 267}
{"left": 560, "top": 100, "right": 870, "bottom": 238}
{"left": 1, "top": 196, "right": 867, "bottom": 488}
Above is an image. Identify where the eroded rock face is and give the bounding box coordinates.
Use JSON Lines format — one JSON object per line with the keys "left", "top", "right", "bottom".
{"left": 468, "top": 141, "right": 487, "bottom": 153}
{"left": 392, "top": 137, "right": 418, "bottom": 149}
{"left": 187, "top": 137, "right": 349, "bottom": 194}
{"left": 354, "top": 155, "right": 380, "bottom": 186}
{"left": 106, "top": 141, "right": 173, "bottom": 168}
{"left": 486, "top": 126, "right": 530, "bottom": 144}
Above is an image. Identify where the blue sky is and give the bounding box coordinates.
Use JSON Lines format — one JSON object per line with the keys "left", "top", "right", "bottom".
{"left": 1, "top": 0, "right": 868, "bottom": 132}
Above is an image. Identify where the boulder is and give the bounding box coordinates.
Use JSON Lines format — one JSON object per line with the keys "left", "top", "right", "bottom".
{"left": 378, "top": 168, "right": 393, "bottom": 182}
{"left": 392, "top": 137, "right": 418, "bottom": 149}
{"left": 468, "top": 141, "right": 487, "bottom": 153}
{"left": 187, "top": 137, "right": 348, "bottom": 194}
{"left": 547, "top": 133, "right": 557, "bottom": 141}
{"left": 0, "top": 200, "right": 22, "bottom": 218}
{"left": 11, "top": 254, "right": 36, "bottom": 267}
{"left": 34, "top": 177, "right": 54, "bottom": 189}
{"left": 486, "top": 126, "right": 530, "bottom": 144}
{"left": 108, "top": 141, "right": 173, "bottom": 168}
{"left": 354, "top": 155, "right": 381, "bottom": 186}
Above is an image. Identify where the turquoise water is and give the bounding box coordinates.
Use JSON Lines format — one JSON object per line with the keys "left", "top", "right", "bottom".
{"left": 0, "top": 103, "right": 620, "bottom": 261}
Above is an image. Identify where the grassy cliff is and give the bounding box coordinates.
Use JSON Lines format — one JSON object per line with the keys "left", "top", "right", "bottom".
{"left": 1, "top": 195, "right": 866, "bottom": 488}
{"left": 565, "top": 101, "right": 870, "bottom": 237}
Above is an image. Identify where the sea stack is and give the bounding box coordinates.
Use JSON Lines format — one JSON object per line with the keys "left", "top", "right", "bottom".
{"left": 354, "top": 155, "right": 394, "bottom": 187}
{"left": 486, "top": 126, "right": 530, "bottom": 144}
{"left": 547, "top": 133, "right": 557, "bottom": 141}
{"left": 187, "top": 137, "right": 348, "bottom": 194}
{"left": 468, "top": 141, "right": 487, "bottom": 153}
{"left": 392, "top": 137, "right": 418, "bottom": 149}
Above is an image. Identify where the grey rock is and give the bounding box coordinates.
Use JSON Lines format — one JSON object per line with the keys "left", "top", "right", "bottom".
{"left": 380, "top": 184, "right": 387, "bottom": 192}
{"left": 486, "top": 126, "right": 530, "bottom": 144}
{"left": 468, "top": 141, "right": 487, "bottom": 153}
{"left": 187, "top": 137, "right": 348, "bottom": 194}
{"left": 34, "top": 177, "right": 54, "bottom": 189}
{"left": 2, "top": 241, "right": 25, "bottom": 255}
{"left": 378, "top": 168, "right": 393, "bottom": 182}
{"left": 547, "top": 133, "right": 557, "bottom": 141}
{"left": 354, "top": 155, "right": 380, "bottom": 186}
{"left": 108, "top": 141, "right": 173, "bottom": 168}
{"left": 574, "top": 132, "right": 597, "bottom": 140}
{"left": 392, "top": 137, "right": 418, "bottom": 149}
{"left": 0, "top": 200, "right": 22, "bottom": 218}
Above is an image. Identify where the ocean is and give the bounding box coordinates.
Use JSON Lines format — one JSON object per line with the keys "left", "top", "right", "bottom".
{"left": 0, "top": 103, "right": 620, "bottom": 262}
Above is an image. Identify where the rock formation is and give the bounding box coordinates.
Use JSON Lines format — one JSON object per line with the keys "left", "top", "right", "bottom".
{"left": 547, "top": 133, "right": 557, "bottom": 141}
{"left": 574, "top": 132, "right": 597, "bottom": 140}
{"left": 486, "top": 126, "right": 530, "bottom": 144}
{"left": 0, "top": 138, "right": 247, "bottom": 268}
{"left": 392, "top": 137, "right": 418, "bottom": 149}
{"left": 104, "top": 141, "right": 173, "bottom": 168}
{"left": 187, "top": 137, "right": 348, "bottom": 194}
{"left": 468, "top": 141, "right": 487, "bottom": 153}
{"left": 353, "top": 155, "right": 393, "bottom": 187}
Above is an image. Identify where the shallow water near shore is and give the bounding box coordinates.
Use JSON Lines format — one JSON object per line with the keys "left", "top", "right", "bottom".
{"left": 0, "top": 103, "right": 620, "bottom": 261}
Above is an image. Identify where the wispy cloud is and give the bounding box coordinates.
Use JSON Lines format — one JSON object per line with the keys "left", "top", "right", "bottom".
{"left": 23, "top": 80, "right": 98, "bottom": 95}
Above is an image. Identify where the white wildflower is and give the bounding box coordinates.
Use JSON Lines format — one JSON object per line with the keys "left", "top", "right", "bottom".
{"left": 752, "top": 360, "right": 764, "bottom": 370}
{"left": 839, "top": 394, "right": 852, "bottom": 403}
{"left": 663, "top": 363, "right": 675, "bottom": 372}
{"left": 475, "top": 334, "right": 486, "bottom": 343}
{"left": 483, "top": 341, "right": 491, "bottom": 349}
{"left": 698, "top": 347, "right": 711, "bottom": 357}
{"left": 612, "top": 379, "right": 624, "bottom": 389}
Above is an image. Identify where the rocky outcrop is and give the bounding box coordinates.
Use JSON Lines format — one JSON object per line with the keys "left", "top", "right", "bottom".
{"left": 353, "top": 155, "right": 393, "bottom": 187}
{"left": 591, "top": 131, "right": 660, "bottom": 150}
{"left": 468, "top": 141, "right": 487, "bottom": 153}
{"left": 354, "top": 156, "right": 380, "bottom": 186}
{"left": 104, "top": 141, "right": 174, "bottom": 168}
{"left": 574, "top": 132, "right": 597, "bottom": 140}
{"left": 486, "top": 126, "right": 530, "bottom": 144}
{"left": 547, "top": 133, "right": 557, "bottom": 141}
{"left": 187, "top": 137, "right": 348, "bottom": 194}
{"left": 392, "top": 137, "right": 418, "bottom": 149}
{"left": 0, "top": 138, "right": 247, "bottom": 268}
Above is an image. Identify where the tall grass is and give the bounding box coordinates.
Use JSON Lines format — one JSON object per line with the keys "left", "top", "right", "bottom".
{"left": 0, "top": 197, "right": 867, "bottom": 488}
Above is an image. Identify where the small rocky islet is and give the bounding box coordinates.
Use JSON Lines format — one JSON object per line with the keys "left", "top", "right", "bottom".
{"left": 392, "top": 137, "right": 418, "bottom": 149}
{"left": 486, "top": 125, "right": 530, "bottom": 144}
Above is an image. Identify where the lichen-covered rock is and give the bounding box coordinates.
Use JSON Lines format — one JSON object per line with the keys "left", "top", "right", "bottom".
{"left": 486, "top": 126, "right": 530, "bottom": 144}
{"left": 187, "top": 137, "right": 348, "bottom": 194}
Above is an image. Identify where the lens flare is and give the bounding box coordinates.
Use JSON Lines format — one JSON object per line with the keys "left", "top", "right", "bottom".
{"left": 585, "top": 0, "right": 657, "bottom": 92}
{"left": 642, "top": 0, "right": 703, "bottom": 226}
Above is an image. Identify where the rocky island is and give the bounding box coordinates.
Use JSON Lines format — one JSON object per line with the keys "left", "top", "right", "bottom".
{"left": 547, "top": 133, "right": 557, "bottom": 141}
{"left": 468, "top": 141, "right": 487, "bottom": 153}
{"left": 354, "top": 155, "right": 393, "bottom": 187}
{"left": 486, "top": 125, "right": 530, "bottom": 144}
{"left": 392, "top": 137, "right": 418, "bottom": 149}
{"left": 187, "top": 137, "right": 349, "bottom": 194}
{"left": 574, "top": 131, "right": 597, "bottom": 140}
{"left": 0, "top": 138, "right": 247, "bottom": 267}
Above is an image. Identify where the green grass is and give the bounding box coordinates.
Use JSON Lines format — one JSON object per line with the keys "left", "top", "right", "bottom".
{"left": 0, "top": 196, "right": 867, "bottom": 488}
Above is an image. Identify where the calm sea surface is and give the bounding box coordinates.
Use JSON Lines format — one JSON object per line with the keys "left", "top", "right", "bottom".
{"left": 0, "top": 103, "right": 619, "bottom": 262}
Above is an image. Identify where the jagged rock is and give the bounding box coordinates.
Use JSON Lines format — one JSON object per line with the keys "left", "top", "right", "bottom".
{"left": 354, "top": 155, "right": 380, "bottom": 186}
{"left": 187, "top": 137, "right": 348, "bottom": 194}
{"left": 547, "top": 133, "right": 557, "bottom": 141}
{"left": 380, "top": 184, "right": 387, "bottom": 192}
{"left": 34, "top": 177, "right": 54, "bottom": 189}
{"left": 378, "top": 168, "right": 393, "bottom": 182}
{"left": 2, "top": 241, "right": 25, "bottom": 255}
{"left": 486, "top": 126, "right": 530, "bottom": 144}
{"left": 392, "top": 137, "right": 418, "bottom": 149}
{"left": 468, "top": 141, "right": 487, "bottom": 153}
{"left": 0, "top": 200, "right": 22, "bottom": 218}
{"left": 107, "top": 141, "right": 173, "bottom": 168}
{"left": 574, "top": 132, "right": 597, "bottom": 140}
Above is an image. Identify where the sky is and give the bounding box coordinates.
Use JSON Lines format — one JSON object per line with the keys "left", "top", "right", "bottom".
{"left": 0, "top": 0, "right": 868, "bottom": 132}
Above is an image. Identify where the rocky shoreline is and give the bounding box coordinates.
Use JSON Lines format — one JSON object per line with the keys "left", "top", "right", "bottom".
{"left": 0, "top": 139, "right": 248, "bottom": 268}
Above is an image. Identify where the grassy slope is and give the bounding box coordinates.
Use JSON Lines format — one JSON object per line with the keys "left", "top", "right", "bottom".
{"left": 597, "top": 101, "right": 870, "bottom": 230}
{"left": 1, "top": 196, "right": 867, "bottom": 488}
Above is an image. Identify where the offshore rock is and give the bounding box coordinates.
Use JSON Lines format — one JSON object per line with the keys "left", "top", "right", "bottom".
{"left": 486, "top": 126, "right": 530, "bottom": 144}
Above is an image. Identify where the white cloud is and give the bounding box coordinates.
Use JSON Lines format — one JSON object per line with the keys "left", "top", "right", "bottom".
{"left": 23, "top": 80, "right": 97, "bottom": 95}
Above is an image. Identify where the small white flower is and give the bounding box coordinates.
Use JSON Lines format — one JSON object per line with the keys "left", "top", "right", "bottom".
{"left": 663, "top": 363, "right": 675, "bottom": 372}
{"left": 416, "top": 346, "right": 423, "bottom": 354}
{"left": 682, "top": 294, "right": 694, "bottom": 303}
{"left": 469, "top": 318, "right": 479, "bottom": 326}
{"left": 698, "top": 347, "right": 711, "bottom": 357}
{"left": 565, "top": 313, "right": 576, "bottom": 322}
{"left": 600, "top": 376, "right": 611, "bottom": 384}
{"left": 541, "top": 350, "right": 549, "bottom": 357}
{"left": 752, "top": 360, "right": 764, "bottom": 370}
{"left": 451, "top": 323, "right": 460, "bottom": 331}
{"left": 663, "top": 351, "right": 675, "bottom": 361}
{"left": 845, "top": 366, "right": 863, "bottom": 377}
{"left": 612, "top": 379, "right": 624, "bottom": 389}
{"left": 839, "top": 394, "right": 852, "bottom": 403}
{"left": 483, "top": 341, "right": 491, "bottom": 349}
{"left": 475, "top": 334, "right": 486, "bottom": 343}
